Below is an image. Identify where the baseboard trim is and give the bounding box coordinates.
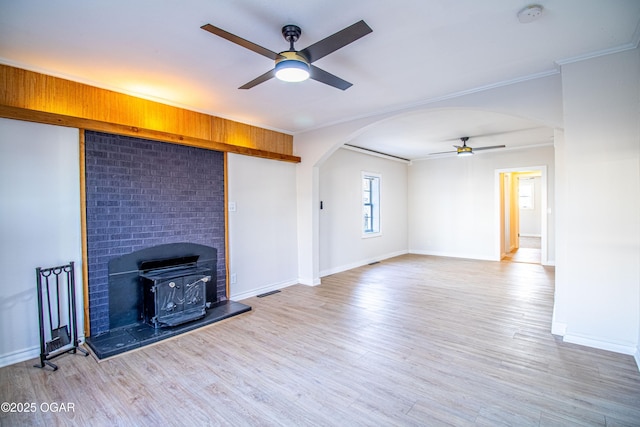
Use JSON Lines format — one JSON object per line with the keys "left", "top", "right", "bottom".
{"left": 0, "top": 345, "right": 39, "bottom": 368}
{"left": 551, "top": 322, "right": 567, "bottom": 336}
{"left": 297, "top": 277, "right": 321, "bottom": 286}
{"left": 231, "top": 279, "right": 298, "bottom": 302}
{"left": 409, "top": 249, "right": 496, "bottom": 262}
{"left": 552, "top": 323, "right": 638, "bottom": 371}
{"left": 319, "top": 250, "right": 408, "bottom": 278}
{"left": 562, "top": 333, "right": 637, "bottom": 356}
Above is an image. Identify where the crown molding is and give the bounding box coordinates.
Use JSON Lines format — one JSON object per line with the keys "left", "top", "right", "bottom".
{"left": 555, "top": 25, "right": 640, "bottom": 67}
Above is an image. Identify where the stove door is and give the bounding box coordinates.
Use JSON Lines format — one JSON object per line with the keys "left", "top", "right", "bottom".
{"left": 182, "top": 273, "right": 207, "bottom": 310}
{"left": 155, "top": 278, "right": 185, "bottom": 320}
{"left": 151, "top": 273, "right": 208, "bottom": 327}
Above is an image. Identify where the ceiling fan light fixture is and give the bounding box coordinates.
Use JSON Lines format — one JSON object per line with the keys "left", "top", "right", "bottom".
{"left": 275, "top": 51, "right": 310, "bottom": 83}
{"left": 457, "top": 146, "right": 473, "bottom": 156}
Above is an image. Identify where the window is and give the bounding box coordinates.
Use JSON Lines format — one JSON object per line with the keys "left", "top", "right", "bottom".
{"left": 519, "top": 180, "right": 534, "bottom": 210}
{"left": 362, "top": 172, "right": 381, "bottom": 236}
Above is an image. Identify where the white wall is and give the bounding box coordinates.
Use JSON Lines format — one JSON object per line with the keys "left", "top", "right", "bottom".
{"left": 319, "top": 148, "right": 408, "bottom": 276}
{"left": 227, "top": 153, "right": 299, "bottom": 300}
{"left": 0, "top": 118, "right": 82, "bottom": 368}
{"left": 408, "top": 146, "right": 554, "bottom": 262}
{"left": 553, "top": 47, "right": 640, "bottom": 356}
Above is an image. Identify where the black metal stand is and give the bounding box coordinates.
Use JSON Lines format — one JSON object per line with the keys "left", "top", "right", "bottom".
{"left": 34, "top": 262, "right": 88, "bottom": 371}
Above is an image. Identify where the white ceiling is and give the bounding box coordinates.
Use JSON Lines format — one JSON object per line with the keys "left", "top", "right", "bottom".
{"left": 1, "top": 0, "right": 639, "bottom": 159}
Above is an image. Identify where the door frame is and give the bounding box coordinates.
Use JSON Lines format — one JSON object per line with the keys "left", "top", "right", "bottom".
{"left": 494, "top": 165, "right": 548, "bottom": 264}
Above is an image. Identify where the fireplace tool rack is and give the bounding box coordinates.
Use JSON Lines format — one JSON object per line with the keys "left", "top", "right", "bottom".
{"left": 34, "top": 261, "right": 88, "bottom": 371}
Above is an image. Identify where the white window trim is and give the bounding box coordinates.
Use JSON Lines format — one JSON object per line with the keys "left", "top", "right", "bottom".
{"left": 362, "top": 171, "right": 382, "bottom": 238}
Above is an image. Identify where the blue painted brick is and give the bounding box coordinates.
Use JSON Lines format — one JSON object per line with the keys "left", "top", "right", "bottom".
{"left": 85, "top": 131, "right": 226, "bottom": 335}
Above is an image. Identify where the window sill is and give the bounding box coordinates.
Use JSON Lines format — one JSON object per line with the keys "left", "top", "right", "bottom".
{"left": 362, "top": 232, "right": 382, "bottom": 239}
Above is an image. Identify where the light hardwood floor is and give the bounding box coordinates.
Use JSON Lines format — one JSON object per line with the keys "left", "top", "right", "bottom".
{"left": 502, "top": 237, "right": 541, "bottom": 264}
{"left": 2, "top": 254, "right": 639, "bottom": 426}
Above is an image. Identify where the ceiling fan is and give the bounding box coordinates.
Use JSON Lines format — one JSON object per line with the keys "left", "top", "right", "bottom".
{"left": 430, "top": 137, "right": 506, "bottom": 157}
{"left": 200, "top": 20, "right": 372, "bottom": 90}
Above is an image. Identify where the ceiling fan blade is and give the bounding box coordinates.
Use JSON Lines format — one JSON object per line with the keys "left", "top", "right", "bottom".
{"left": 299, "top": 20, "right": 372, "bottom": 63}
{"left": 429, "top": 150, "right": 457, "bottom": 155}
{"left": 472, "top": 145, "right": 506, "bottom": 151}
{"left": 201, "top": 24, "right": 282, "bottom": 60}
{"left": 309, "top": 65, "right": 352, "bottom": 90}
{"left": 239, "top": 69, "right": 276, "bottom": 89}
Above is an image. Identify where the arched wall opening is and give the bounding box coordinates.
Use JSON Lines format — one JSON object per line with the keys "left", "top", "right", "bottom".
{"left": 297, "top": 110, "right": 557, "bottom": 285}
{"left": 294, "top": 73, "right": 563, "bottom": 286}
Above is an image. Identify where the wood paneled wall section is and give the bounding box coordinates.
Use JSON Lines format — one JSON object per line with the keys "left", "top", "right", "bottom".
{"left": 0, "top": 64, "right": 299, "bottom": 163}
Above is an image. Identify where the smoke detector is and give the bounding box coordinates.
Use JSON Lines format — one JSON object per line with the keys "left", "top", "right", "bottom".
{"left": 517, "top": 4, "right": 544, "bottom": 23}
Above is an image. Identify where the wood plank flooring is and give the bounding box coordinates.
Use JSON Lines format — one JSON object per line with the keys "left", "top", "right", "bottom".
{"left": 503, "top": 236, "right": 541, "bottom": 264}
{"left": 2, "top": 254, "right": 639, "bottom": 426}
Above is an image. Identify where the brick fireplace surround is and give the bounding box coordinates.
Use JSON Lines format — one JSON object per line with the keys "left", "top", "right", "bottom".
{"left": 84, "top": 131, "right": 228, "bottom": 337}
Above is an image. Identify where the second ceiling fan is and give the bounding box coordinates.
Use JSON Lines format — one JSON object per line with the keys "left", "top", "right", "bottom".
{"left": 430, "top": 137, "right": 506, "bottom": 157}
{"left": 201, "top": 20, "right": 372, "bottom": 90}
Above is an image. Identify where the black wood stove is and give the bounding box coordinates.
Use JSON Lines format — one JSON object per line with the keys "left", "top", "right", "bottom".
{"left": 85, "top": 243, "right": 252, "bottom": 360}
{"left": 139, "top": 256, "right": 210, "bottom": 328}
{"left": 105, "top": 243, "right": 220, "bottom": 331}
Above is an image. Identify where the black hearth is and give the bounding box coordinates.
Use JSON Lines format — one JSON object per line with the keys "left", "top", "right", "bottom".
{"left": 85, "top": 243, "right": 251, "bottom": 359}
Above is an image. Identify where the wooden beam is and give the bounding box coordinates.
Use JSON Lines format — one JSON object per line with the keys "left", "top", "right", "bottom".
{"left": 0, "top": 64, "right": 297, "bottom": 161}
{"left": 0, "top": 104, "right": 300, "bottom": 163}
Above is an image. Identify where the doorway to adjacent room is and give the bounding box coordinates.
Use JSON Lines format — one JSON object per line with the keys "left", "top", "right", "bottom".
{"left": 497, "top": 166, "right": 547, "bottom": 265}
